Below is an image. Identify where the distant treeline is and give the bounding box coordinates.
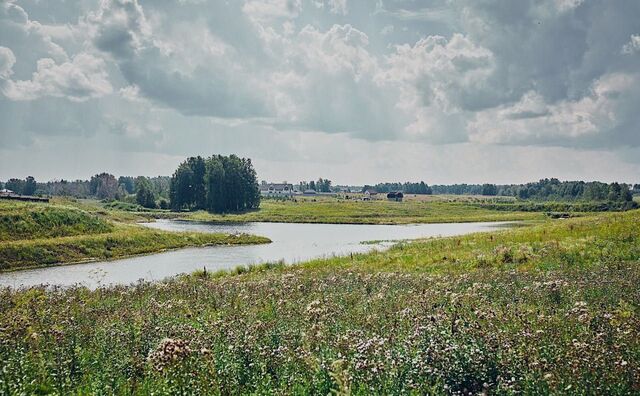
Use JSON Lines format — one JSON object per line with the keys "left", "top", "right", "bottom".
{"left": 431, "top": 179, "right": 638, "bottom": 202}
{"left": 363, "top": 182, "right": 433, "bottom": 194}
{"left": 3, "top": 174, "right": 638, "bottom": 209}
{"left": 431, "top": 184, "right": 497, "bottom": 196}
{"left": 170, "top": 155, "right": 260, "bottom": 213}
{"left": 298, "top": 178, "right": 332, "bottom": 193}
{"left": 356, "top": 179, "right": 639, "bottom": 203}
{"left": 2, "top": 156, "right": 260, "bottom": 214}
{"left": 1, "top": 174, "right": 171, "bottom": 209}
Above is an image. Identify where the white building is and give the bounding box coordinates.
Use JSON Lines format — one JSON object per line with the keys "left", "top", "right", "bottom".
{"left": 260, "top": 183, "right": 294, "bottom": 197}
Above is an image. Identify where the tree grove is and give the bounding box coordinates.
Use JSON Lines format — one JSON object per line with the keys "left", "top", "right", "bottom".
{"left": 169, "top": 155, "right": 260, "bottom": 213}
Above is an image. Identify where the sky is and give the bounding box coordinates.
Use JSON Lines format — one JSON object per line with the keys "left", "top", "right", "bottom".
{"left": 0, "top": 0, "right": 639, "bottom": 185}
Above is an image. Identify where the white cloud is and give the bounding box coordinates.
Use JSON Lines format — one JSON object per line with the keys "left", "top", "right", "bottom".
{"left": 0, "top": 46, "right": 16, "bottom": 78}
{"left": 328, "top": 0, "right": 348, "bottom": 16}
{"left": 554, "top": 0, "right": 584, "bottom": 12}
{"left": 1, "top": 1, "right": 70, "bottom": 69}
{"left": 468, "top": 73, "right": 639, "bottom": 146}
{"left": 267, "top": 24, "right": 404, "bottom": 138}
{"left": 119, "top": 84, "right": 143, "bottom": 102}
{"left": 380, "top": 24, "right": 394, "bottom": 36}
{"left": 85, "top": 0, "right": 268, "bottom": 118}
{"left": 2, "top": 53, "right": 112, "bottom": 101}
{"left": 85, "top": 0, "right": 151, "bottom": 59}
{"left": 242, "top": 0, "right": 302, "bottom": 24}
{"left": 622, "top": 34, "right": 640, "bottom": 55}
{"left": 377, "top": 34, "right": 494, "bottom": 142}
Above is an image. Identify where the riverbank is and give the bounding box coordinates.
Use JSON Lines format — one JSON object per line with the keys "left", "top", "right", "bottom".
{"left": 0, "top": 200, "right": 270, "bottom": 271}
{"left": 1, "top": 210, "right": 638, "bottom": 393}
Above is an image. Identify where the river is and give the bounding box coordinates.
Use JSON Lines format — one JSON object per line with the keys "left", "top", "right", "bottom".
{"left": 0, "top": 220, "right": 510, "bottom": 288}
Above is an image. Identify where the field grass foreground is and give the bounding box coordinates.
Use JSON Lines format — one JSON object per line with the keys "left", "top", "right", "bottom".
{"left": 1, "top": 210, "right": 638, "bottom": 394}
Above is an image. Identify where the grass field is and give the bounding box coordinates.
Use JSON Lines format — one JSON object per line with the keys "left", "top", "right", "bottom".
{"left": 1, "top": 210, "right": 638, "bottom": 394}
{"left": 0, "top": 200, "right": 270, "bottom": 271}
{"left": 44, "top": 195, "right": 630, "bottom": 226}
{"left": 181, "top": 198, "right": 549, "bottom": 224}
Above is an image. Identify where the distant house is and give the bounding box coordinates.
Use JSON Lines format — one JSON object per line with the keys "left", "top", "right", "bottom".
{"left": 260, "top": 183, "right": 294, "bottom": 197}
{"left": 303, "top": 189, "right": 317, "bottom": 195}
{"left": 0, "top": 189, "right": 49, "bottom": 202}
{"left": 363, "top": 189, "right": 378, "bottom": 200}
{"left": 387, "top": 191, "right": 404, "bottom": 202}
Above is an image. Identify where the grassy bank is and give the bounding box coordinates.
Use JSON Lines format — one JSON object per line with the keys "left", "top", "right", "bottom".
{"left": 1, "top": 210, "right": 638, "bottom": 394}
{"left": 0, "top": 224, "right": 270, "bottom": 271}
{"left": 0, "top": 201, "right": 270, "bottom": 271}
{"left": 0, "top": 201, "right": 113, "bottom": 241}
{"left": 181, "top": 198, "right": 548, "bottom": 224}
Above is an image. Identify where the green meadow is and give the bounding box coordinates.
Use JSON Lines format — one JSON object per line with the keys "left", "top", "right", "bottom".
{"left": 181, "top": 197, "right": 549, "bottom": 224}
{"left": 1, "top": 209, "right": 638, "bottom": 394}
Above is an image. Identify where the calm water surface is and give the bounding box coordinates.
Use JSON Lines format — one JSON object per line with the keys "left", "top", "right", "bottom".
{"left": 0, "top": 220, "right": 509, "bottom": 288}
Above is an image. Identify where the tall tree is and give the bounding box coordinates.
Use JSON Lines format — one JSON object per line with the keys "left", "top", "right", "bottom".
{"left": 205, "top": 156, "right": 226, "bottom": 213}
{"left": 608, "top": 183, "right": 622, "bottom": 201}
{"left": 5, "top": 178, "right": 24, "bottom": 194}
{"left": 90, "top": 173, "right": 118, "bottom": 200}
{"left": 23, "top": 176, "right": 37, "bottom": 195}
{"left": 241, "top": 158, "right": 260, "bottom": 209}
{"left": 170, "top": 163, "right": 195, "bottom": 210}
{"left": 482, "top": 184, "right": 498, "bottom": 196}
{"left": 621, "top": 184, "right": 633, "bottom": 202}
{"left": 118, "top": 176, "right": 135, "bottom": 194}
{"left": 187, "top": 156, "right": 207, "bottom": 210}
{"left": 135, "top": 176, "right": 157, "bottom": 209}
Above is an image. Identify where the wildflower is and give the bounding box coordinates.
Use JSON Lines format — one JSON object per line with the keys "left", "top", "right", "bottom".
{"left": 147, "top": 338, "right": 191, "bottom": 372}
{"left": 306, "top": 300, "right": 326, "bottom": 319}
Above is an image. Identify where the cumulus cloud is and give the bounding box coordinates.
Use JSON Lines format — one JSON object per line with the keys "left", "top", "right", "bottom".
{"left": 622, "top": 35, "right": 640, "bottom": 55}
{"left": 86, "top": 0, "right": 268, "bottom": 118}
{"left": 383, "top": 34, "right": 494, "bottom": 110}
{"left": 86, "top": 0, "right": 151, "bottom": 59}
{"left": 0, "top": 1, "right": 70, "bottom": 67}
{"left": 468, "top": 73, "right": 640, "bottom": 147}
{"left": 554, "top": 0, "right": 584, "bottom": 12}
{"left": 374, "top": 34, "right": 494, "bottom": 142}
{"left": 268, "top": 24, "right": 404, "bottom": 139}
{"left": 119, "top": 84, "right": 143, "bottom": 102}
{"left": 0, "top": 46, "right": 16, "bottom": 78}
{"left": 380, "top": 25, "right": 394, "bottom": 36}
{"left": 2, "top": 53, "right": 112, "bottom": 101}
{"left": 242, "top": 0, "right": 302, "bottom": 24}
{"left": 327, "top": 0, "right": 348, "bottom": 16}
